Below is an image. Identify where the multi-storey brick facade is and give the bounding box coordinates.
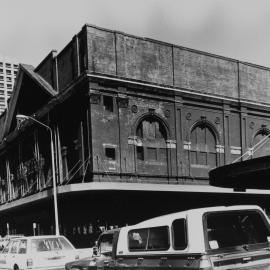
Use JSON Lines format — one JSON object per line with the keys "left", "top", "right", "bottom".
{"left": 0, "top": 24, "right": 270, "bottom": 247}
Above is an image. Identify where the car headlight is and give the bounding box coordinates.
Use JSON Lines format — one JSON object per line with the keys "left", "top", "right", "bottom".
{"left": 89, "top": 260, "right": 97, "bottom": 266}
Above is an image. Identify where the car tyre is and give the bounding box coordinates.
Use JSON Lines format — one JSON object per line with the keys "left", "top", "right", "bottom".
{"left": 14, "top": 264, "right": 19, "bottom": 270}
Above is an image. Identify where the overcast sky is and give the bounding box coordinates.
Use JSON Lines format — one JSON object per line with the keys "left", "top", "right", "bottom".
{"left": 1, "top": 0, "right": 270, "bottom": 67}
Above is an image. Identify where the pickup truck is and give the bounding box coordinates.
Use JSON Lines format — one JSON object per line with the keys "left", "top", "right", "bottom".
{"left": 66, "top": 228, "right": 120, "bottom": 270}
{"left": 66, "top": 205, "right": 270, "bottom": 270}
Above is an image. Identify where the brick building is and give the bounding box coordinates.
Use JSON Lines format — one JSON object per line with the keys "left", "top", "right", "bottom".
{"left": 0, "top": 24, "right": 270, "bottom": 247}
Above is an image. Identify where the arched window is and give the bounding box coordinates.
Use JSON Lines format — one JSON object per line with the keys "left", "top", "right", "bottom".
{"left": 136, "top": 117, "right": 167, "bottom": 163}
{"left": 252, "top": 129, "right": 270, "bottom": 158}
{"left": 190, "top": 124, "right": 217, "bottom": 169}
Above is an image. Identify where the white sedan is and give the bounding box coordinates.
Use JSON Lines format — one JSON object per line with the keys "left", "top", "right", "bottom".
{"left": 0, "top": 235, "right": 79, "bottom": 270}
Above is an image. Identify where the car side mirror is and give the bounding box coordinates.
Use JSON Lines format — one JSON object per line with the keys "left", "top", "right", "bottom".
{"left": 93, "top": 246, "right": 99, "bottom": 256}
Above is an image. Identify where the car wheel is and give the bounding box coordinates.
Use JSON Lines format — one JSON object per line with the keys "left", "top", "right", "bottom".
{"left": 14, "top": 265, "right": 19, "bottom": 270}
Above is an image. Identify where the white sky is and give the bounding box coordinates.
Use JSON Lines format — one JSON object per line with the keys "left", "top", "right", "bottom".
{"left": 1, "top": 0, "right": 270, "bottom": 67}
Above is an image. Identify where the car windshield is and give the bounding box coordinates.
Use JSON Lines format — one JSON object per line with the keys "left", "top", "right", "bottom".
{"left": 31, "top": 237, "right": 73, "bottom": 252}
{"left": 206, "top": 210, "right": 270, "bottom": 250}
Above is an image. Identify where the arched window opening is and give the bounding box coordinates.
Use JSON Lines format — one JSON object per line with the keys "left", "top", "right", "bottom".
{"left": 136, "top": 117, "right": 167, "bottom": 163}
{"left": 252, "top": 131, "right": 270, "bottom": 158}
{"left": 190, "top": 124, "right": 217, "bottom": 169}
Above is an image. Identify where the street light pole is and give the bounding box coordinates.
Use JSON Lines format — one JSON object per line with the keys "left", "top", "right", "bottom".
{"left": 16, "top": 114, "right": 60, "bottom": 235}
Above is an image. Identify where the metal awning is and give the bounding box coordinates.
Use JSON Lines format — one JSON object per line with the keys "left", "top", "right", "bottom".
{"left": 209, "top": 155, "right": 270, "bottom": 190}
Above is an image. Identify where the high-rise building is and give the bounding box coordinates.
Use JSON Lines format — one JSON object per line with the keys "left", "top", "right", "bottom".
{"left": 0, "top": 57, "right": 18, "bottom": 114}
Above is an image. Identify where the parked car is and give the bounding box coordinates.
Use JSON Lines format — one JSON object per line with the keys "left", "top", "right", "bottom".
{"left": 0, "top": 235, "right": 79, "bottom": 270}
{"left": 65, "top": 228, "right": 120, "bottom": 270}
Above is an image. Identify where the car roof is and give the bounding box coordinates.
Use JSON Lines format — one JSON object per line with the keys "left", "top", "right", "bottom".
{"left": 0, "top": 235, "right": 24, "bottom": 239}
{"left": 100, "top": 228, "right": 120, "bottom": 235}
{"left": 9, "top": 235, "right": 66, "bottom": 240}
{"left": 135, "top": 205, "right": 263, "bottom": 227}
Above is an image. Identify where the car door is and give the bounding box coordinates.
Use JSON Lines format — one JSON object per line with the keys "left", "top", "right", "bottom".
{"left": 7, "top": 240, "right": 20, "bottom": 269}
{"left": 0, "top": 241, "right": 11, "bottom": 270}
{"left": 16, "top": 240, "right": 27, "bottom": 269}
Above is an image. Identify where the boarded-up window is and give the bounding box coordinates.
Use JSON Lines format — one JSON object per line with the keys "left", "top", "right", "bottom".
{"left": 105, "top": 147, "right": 116, "bottom": 160}
{"left": 136, "top": 117, "right": 167, "bottom": 163}
{"left": 103, "top": 96, "right": 114, "bottom": 112}
{"left": 190, "top": 125, "right": 217, "bottom": 168}
{"left": 252, "top": 131, "right": 270, "bottom": 158}
{"left": 136, "top": 146, "right": 144, "bottom": 161}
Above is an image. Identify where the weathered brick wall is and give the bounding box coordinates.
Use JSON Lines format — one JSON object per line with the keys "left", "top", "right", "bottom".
{"left": 34, "top": 25, "right": 270, "bottom": 106}
{"left": 88, "top": 78, "right": 270, "bottom": 183}
{"left": 87, "top": 27, "right": 116, "bottom": 76}
{"left": 116, "top": 34, "right": 173, "bottom": 85}
{"left": 239, "top": 63, "right": 270, "bottom": 104}
{"left": 89, "top": 83, "right": 177, "bottom": 181}
{"left": 90, "top": 90, "right": 120, "bottom": 175}
{"left": 82, "top": 25, "right": 270, "bottom": 105}
{"left": 35, "top": 51, "right": 56, "bottom": 88}
{"left": 173, "top": 48, "right": 239, "bottom": 97}
{"left": 57, "top": 42, "right": 75, "bottom": 91}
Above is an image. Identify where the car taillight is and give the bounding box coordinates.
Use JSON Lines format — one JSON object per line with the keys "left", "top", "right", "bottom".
{"left": 27, "top": 258, "right": 33, "bottom": 267}
{"left": 199, "top": 256, "right": 212, "bottom": 270}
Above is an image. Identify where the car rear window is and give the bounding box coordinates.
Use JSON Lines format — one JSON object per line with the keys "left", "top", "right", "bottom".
{"left": 31, "top": 237, "right": 73, "bottom": 252}
{"left": 206, "top": 210, "right": 270, "bottom": 250}
{"left": 128, "top": 226, "right": 170, "bottom": 251}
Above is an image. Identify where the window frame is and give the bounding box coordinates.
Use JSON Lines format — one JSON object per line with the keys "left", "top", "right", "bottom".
{"left": 18, "top": 240, "right": 27, "bottom": 254}
{"left": 103, "top": 95, "right": 114, "bottom": 113}
{"left": 2, "top": 241, "right": 11, "bottom": 253}
{"left": 252, "top": 131, "right": 270, "bottom": 158}
{"left": 128, "top": 225, "right": 170, "bottom": 252}
{"left": 203, "top": 209, "right": 270, "bottom": 254}
{"left": 98, "top": 232, "right": 114, "bottom": 255}
{"left": 190, "top": 124, "right": 217, "bottom": 168}
{"left": 172, "top": 218, "right": 188, "bottom": 250}
{"left": 10, "top": 240, "right": 20, "bottom": 254}
{"left": 103, "top": 144, "right": 117, "bottom": 161}
{"left": 136, "top": 117, "right": 168, "bottom": 164}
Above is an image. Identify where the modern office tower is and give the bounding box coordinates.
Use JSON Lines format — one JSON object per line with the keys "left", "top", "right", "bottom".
{"left": 0, "top": 57, "right": 18, "bottom": 115}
